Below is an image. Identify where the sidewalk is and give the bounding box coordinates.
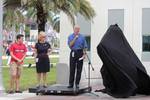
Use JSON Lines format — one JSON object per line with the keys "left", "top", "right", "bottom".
{"left": 1, "top": 90, "right": 150, "bottom": 100}
{"left": 23, "top": 84, "right": 150, "bottom": 100}
{"left": 23, "top": 93, "right": 150, "bottom": 100}
{"left": 1, "top": 79, "right": 150, "bottom": 100}
{"left": 0, "top": 91, "right": 36, "bottom": 100}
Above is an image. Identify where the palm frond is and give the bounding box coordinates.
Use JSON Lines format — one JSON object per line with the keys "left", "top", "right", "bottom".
{"left": 4, "top": 0, "right": 96, "bottom": 32}
{"left": 79, "top": 0, "right": 96, "bottom": 21}
{"left": 4, "top": 0, "right": 21, "bottom": 8}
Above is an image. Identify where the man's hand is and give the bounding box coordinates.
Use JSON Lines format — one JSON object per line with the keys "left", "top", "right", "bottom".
{"left": 69, "top": 35, "right": 79, "bottom": 47}
{"left": 18, "top": 54, "right": 26, "bottom": 62}
{"left": 83, "top": 53, "right": 86, "bottom": 59}
{"left": 75, "top": 35, "right": 79, "bottom": 39}
{"left": 79, "top": 54, "right": 86, "bottom": 61}
{"left": 17, "top": 59, "right": 22, "bottom": 63}
{"left": 82, "top": 49, "right": 87, "bottom": 60}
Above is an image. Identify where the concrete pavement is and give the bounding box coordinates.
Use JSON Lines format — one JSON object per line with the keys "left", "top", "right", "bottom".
{"left": 0, "top": 92, "right": 35, "bottom": 100}
{"left": 1, "top": 80, "right": 150, "bottom": 100}
{"left": 22, "top": 84, "right": 150, "bottom": 100}
{"left": 22, "top": 94, "right": 150, "bottom": 100}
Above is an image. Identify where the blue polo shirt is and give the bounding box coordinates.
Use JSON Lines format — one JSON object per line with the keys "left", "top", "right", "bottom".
{"left": 68, "top": 33, "right": 88, "bottom": 50}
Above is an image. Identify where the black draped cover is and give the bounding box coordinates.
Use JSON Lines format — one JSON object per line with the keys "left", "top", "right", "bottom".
{"left": 97, "top": 24, "right": 150, "bottom": 98}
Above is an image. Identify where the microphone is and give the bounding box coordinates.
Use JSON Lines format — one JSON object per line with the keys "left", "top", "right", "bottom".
{"left": 75, "top": 35, "right": 79, "bottom": 39}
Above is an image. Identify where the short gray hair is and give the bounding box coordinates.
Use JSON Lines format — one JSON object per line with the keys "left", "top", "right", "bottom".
{"left": 74, "top": 25, "right": 80, "bottom": 29}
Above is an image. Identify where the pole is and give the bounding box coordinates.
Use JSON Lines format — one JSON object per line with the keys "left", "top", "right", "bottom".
{"left": 86, "top": 53, "right": 94, "bottom": 92}
{"left": 0, "top": 0, "right": 5, "bottom": 94}
{"left": 88, "top": 61, "right": 91, "bottom": 89}
{"left": 86, "top": 54, "right": 99, "bottom": 96}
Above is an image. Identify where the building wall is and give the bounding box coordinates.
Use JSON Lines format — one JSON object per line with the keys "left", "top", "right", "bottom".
{"left": 90, "top": 0, "right": 150, "bottom": 75}
{"left": 59, "top": 0, "right": 150, "bottom": 84}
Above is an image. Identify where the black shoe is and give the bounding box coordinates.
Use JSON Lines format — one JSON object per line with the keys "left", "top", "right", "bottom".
{"left": 15, "top": 90, "right": 22, "bottom": 93}
{"left": 43, "top": 85, "right": 47, "bottom": 88}
{"left": 95, "top": 89, "right": 106, "bottom": 93}
{"left": 36, "top": 85, "right": 41, "bottom": 89}
{"left": 131, "top": 91, "right": 136, "bottom": 96}
{"left": 7, "top": 90, "right": 14, "bottom": 94}
{"left": 67, "top": 85, "right": 73, "bottom": 88}
{"left": 76, "top": 84, "right": 79, "bottom": 88}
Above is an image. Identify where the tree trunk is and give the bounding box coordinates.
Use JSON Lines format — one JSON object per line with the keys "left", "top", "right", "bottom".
{"left": 36, "top": 1, "right": 47, "bottom": 32}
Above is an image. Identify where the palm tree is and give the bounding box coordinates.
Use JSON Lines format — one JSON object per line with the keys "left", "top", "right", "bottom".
{"left": 21, "top": 0, "right": 96, "bottom": 32}
{"left": 4, "top": 0, "right": 95, "bottom": 32}
{"left": 26, "top": 8, "right": 60, "bottom": 32}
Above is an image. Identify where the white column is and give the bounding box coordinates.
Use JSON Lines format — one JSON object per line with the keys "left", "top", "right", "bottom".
{"left": 133, "top": 2, "right": 142, "bottom": 59}
{"left": 59, "top": 12, "right": 73, "bottom": 64}
{"left": 0, "top": 0, "right": 5, "bottom": 94}
{"left": 57, "top": 12, "right": 73, "bottom": 84}
{"left": 90, "top": 0, "right": 107, "bottom": 79}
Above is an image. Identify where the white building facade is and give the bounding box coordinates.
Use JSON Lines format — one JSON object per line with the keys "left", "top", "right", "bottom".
{"left": 58, "top": 0, "right": 150, "bottom": 84}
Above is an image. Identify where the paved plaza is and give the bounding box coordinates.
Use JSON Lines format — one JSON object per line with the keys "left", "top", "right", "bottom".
{"left": 0, "top": 79, "right": 150, "bottom": 100}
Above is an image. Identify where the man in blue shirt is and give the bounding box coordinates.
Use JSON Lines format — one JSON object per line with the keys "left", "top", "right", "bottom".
{"left": 67, "top": 25, "right": 88, "bottom": 88}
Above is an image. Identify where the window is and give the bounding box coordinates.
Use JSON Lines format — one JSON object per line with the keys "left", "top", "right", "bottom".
{"left": 143, "top": 36, "right": 150, "bottom": 51}
{"left": 85, "top": 36, "right": 91, "bottom": 51}
{"left": 142, "top": 8, "right": 150, "bottom": 61}
{"left": 142, "top": 8, "right": 150, "bottom": 52}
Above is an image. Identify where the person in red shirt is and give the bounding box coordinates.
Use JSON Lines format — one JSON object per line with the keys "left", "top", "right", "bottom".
{"left": 8, "top": 34, "right": 27, "bottom": 94}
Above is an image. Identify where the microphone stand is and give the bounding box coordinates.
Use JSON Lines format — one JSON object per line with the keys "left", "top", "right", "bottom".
{"left": 85, "top": 53, "right": 94, "bottom": 91}
{"left": 85, "top": 53, "right": 99, "bottom": 97}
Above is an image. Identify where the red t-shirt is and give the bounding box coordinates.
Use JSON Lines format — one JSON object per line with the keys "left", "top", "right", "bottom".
{"left": 9, "top": 42, "right": 27, "bottom": 64}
